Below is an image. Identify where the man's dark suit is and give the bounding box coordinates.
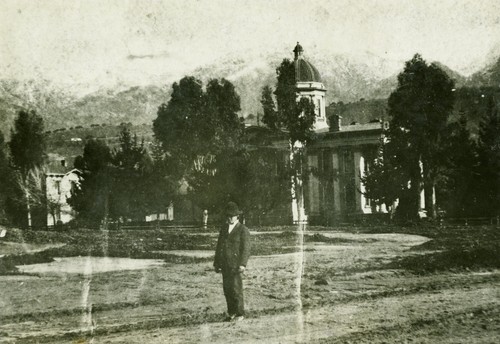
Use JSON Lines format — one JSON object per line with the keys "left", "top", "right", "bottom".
{"left": 214, "top": 222, "right": 251, "bottom": 317}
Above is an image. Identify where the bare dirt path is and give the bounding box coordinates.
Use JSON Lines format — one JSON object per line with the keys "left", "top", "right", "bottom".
{"left": 97, "top": 279, "right": 500, "bottom": 344}
{"left": 1, "top": 231, "right": 499, "bottom": 343}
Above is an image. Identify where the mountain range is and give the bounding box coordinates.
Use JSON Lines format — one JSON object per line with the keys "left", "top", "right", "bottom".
{"left": 1, "top": 50, "right": 500, "bottom": 138}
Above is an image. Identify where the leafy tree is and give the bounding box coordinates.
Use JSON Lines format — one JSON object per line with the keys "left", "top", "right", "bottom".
{"left": 187, "top": 147, "right": 289, "bottom": 220}
{"left": 437, "top": 112, "right": 478, "bottom": 217}
{"left": 187, "top": 78, "right": 243, "bottom": 214}
{"left": 8, "top": 110, "right": 46, "bottom": 227}
{"left": 361, "top": 143, "right": 404, "bottom": 215}
{"left": 142, "top": 141, "right": 180, "bottom": 218}
{"left": 187, "top": 150, "right": 240, "bottom": 215}
{"left": 239, "top": 148, "right": 290, "bottom": 219}
{"left": 475, "top": 96, "right": 500, "bottom": 216}
{"left": 261, "top": 85, "right": 278, "bottom": 130}
{"left": 203, "top": 78, "right": 243, "bottom": 153}
{"left": 453, "top": 86, "right": 500, "bottom": 134}
{"left": 70, "top": 130, "right": 178, "bottom": 225}
{"left": 13, "top": 166, "right": 48, "bottom": 226}
{"left": 275, "top": 59, "right": 316, "bottom": 144}
{"left": 153, "top": 76, "right": 205, "bottom": 173}
{"left": 69, "top": 139, "right": 113, "bottom": 225}
{"left": 113, "top": 128, "right": 145, "bottom": 170}
{"left": 153, "top": 77, "right": 244, "bottom": 215}
{"left": 109, "top": 128, "right": 151, "bottom": 221}
{"left": 372, "top": 54, "right": 455, "bottom": 221}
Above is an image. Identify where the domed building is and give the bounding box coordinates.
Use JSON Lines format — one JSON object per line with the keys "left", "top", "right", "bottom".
{"left": 243, "top": 44, "right": 427, "bottom": 225}
{"left": 248, "top": 43, "right": 390, "bottom": 225}
{"left": 293, "top": 43, "right": 329, "bottom": 132}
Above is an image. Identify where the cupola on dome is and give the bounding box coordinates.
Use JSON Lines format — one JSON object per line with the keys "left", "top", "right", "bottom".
{"left": 293, "top": 42, "right": 322, "bottom": 83}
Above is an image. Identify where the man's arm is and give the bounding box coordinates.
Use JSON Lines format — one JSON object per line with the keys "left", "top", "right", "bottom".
{"left": 214, "top": 229, "right": 223, "bottom": 272}
{"left": 238, "top": 225, "right": 251, "bottom": 268}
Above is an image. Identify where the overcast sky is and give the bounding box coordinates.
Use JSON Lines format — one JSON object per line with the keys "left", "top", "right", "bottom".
{"left": 1, "top": 0, "right": 499, "bottom": 93}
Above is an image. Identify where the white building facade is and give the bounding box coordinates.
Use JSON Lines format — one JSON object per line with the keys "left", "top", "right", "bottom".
{"left": 45, "top": 169, "right": 80, "bottom": 226}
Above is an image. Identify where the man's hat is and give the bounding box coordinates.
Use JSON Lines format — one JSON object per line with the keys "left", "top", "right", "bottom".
{"left": 225, "top": 202, "right": 242, "bottom": 216}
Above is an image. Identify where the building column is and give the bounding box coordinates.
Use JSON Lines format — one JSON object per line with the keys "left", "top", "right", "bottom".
{"left": 307, "top": 155, "right": 320, "bottom": 215}
{"left": 359, "top": 154, "right": 372, "bottom": 214}
{"left": 332, "top": 153, "right": 341, "bottom": 215}
{"left": 354, "top": 151, "right": 363, "bottom": 213}
{"left": 420, "top": 188, "right": 426, "bottom": 215}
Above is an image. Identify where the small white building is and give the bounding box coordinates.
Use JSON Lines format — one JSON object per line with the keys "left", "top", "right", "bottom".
{"left": 145, "top": 203, "right": 174, "bottom": 222}
{"left": 45, "top": 163, "right": 81, "bottom": 226}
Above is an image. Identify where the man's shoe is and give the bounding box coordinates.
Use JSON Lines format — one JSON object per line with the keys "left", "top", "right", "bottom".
{"left": 224, "top": 314, "right": 236, "bottom": 322}
{"left": 232, "top": 315, "right": 245, "bottom": 322}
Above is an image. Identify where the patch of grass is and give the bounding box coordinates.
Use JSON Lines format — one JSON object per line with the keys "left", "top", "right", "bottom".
{"left": 0, "top": 227, "right": 306, "bottom": 272}
{"left": 305, "top": 233, "right": 374, "bottom": 244}
{"left": 250, "top": 225, "right": 300, "bottom": 232}
{"left": 250, "top": 233, "right": 301, "bottom": 255}
{"left": 386, "top": 225, "right": 500, "bottom": 274}
{"left": 277, "top": 231, "right": 299, "bottom": 238}
{"left": 2, "top": 227, "right": 74, "bottom": 244}
{"left": 0, "top": 259, "right": 18, "bottom": 274}
{"left": 0, "top": 250, "right": 56, "bottom": 274}
{"left": 389, "top": 247, "right": 500, "bottom": 274}
{"left": 323, "top": 222, "right": 500, "bottom": 274}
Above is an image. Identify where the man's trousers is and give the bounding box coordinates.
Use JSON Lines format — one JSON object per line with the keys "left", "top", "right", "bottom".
{"left": 222, "top": 269, "right": 245, "bottom": 316}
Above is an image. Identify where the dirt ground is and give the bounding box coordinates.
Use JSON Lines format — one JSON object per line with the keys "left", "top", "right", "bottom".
{"left": 0, "top": 228, "right": 499, "bottom": 343}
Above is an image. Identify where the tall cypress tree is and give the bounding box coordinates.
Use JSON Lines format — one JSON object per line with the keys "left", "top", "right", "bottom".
{"left": 8, "top": 110, "right": 46, "bottom": 227}
{"left": 274, "top": 59, "right": 316, "bottom": 223}
{"left": 261, "top": 85, "right": 278, "bottom": 130}
{"left": 9, "top": 110, "right": 45, "bottom": 177}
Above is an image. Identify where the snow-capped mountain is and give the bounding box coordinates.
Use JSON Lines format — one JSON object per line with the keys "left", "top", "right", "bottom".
{"left": 0, "top": 49, "right": 496, "bottom": 138}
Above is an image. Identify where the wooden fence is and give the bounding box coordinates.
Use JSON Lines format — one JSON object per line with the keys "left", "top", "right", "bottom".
{"left": 26, "top": 215, "right": 500, "bottom": 231}
{"left": 439, "top": 216, "right": 500, "bottom": 226}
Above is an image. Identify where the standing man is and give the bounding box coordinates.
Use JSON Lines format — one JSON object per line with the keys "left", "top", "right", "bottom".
{"left": 214, "top": 202, "right": 251, "bottom": 321}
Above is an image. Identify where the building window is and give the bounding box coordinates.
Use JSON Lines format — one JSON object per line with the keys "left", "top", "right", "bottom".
{"left": 55, "top": 181, "right": 61, "bottom": 195}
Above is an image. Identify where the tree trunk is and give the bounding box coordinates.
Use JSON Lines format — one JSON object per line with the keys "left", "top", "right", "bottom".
{"left": 26, "top": 191, "right": 32, "bottom": 228}
{"left": 290, "top": 140, "right": 307, "bottom": 225}
{"left": 423, "top": 163, "right": 437, "bottom": 219}
{"left": 102, "top": 189, "right": 109, "bottom": 230}
{"left": 396, "top": 174, "right": 421, "bottom": 222}
{"left": 424, "top": 182, "right": 437, "bottom": 219}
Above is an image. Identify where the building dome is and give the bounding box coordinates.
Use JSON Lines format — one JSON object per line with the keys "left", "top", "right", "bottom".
{"left": 293, "top": 42, "right": 322, "bottom": 82}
